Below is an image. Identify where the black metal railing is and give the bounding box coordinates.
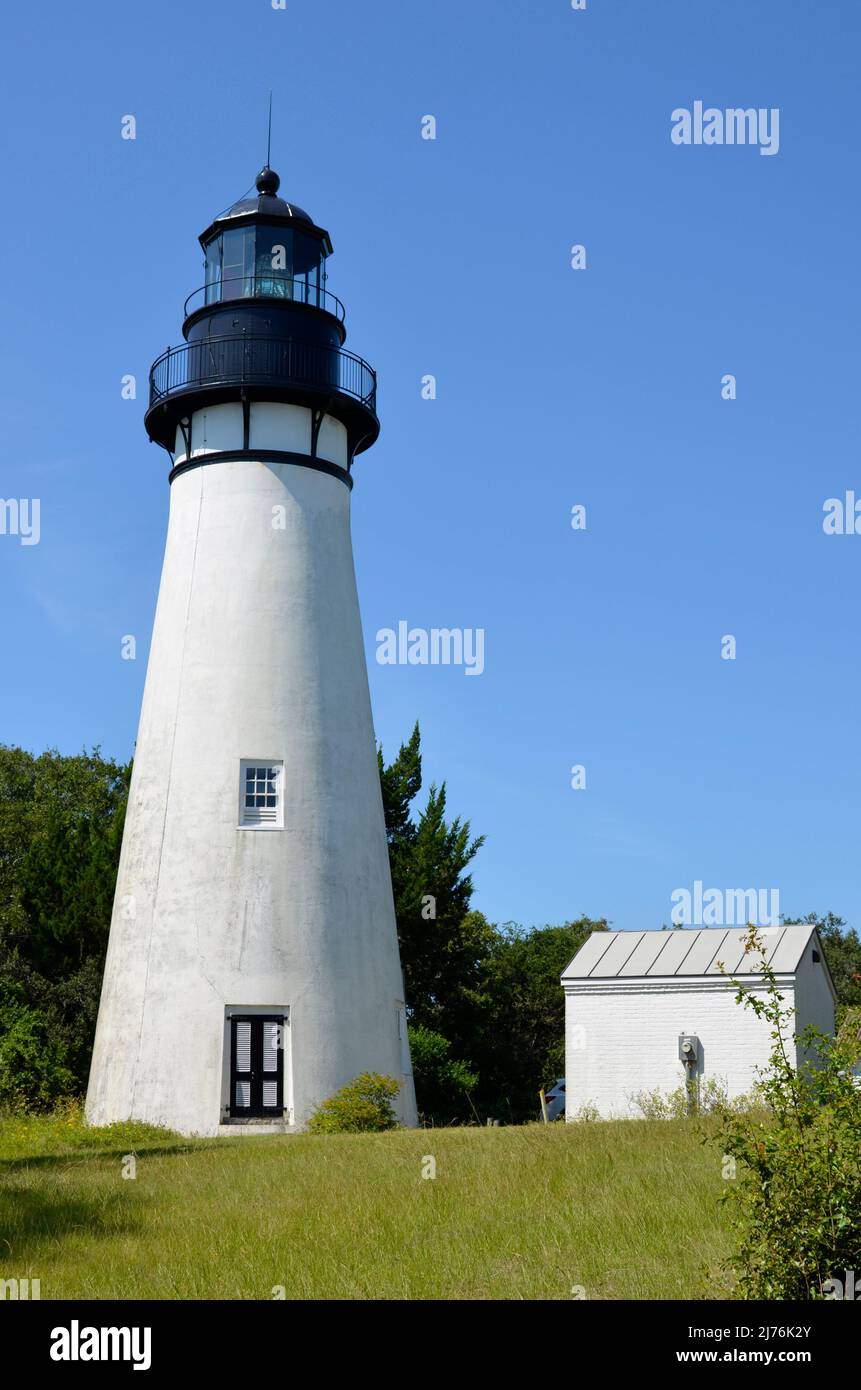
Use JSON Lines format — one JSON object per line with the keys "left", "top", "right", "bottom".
{"left": 149, "top": 334, "right": 377, "bottom": 413}
{"left": 183, "top": 276, "right": 346, "bottom": 322}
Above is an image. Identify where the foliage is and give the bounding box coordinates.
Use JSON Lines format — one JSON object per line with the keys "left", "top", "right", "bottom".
{"left": 407, "top": 1024, "right": 478, "bottom": 1124}
{"left": 305, "top": 1073, "right": 401, "bottom": 1134}
{"left": 379, "top": 724, "right": 489, "bottom": 1047}
{"left": 377, "top": 727, "right": 612, "bottom": 1122}
{"left": 0, "top": 746, "right": 130, "bottom": 1103}
{"left": 629, "top": 1076, "right": 754, "bottom": 1121}
{"left": 835, "top": 1005, "right": 861, "bottom": 1068}
{"left": 567, "top": 1102, "right": 601, "bottom": 1123}
{"left": 713, "top": 925, "right": 861, "bottom": 1299}
{"left": 470, "top": 918, "right": 609, "bottom": 1123}
{"left": 0, "top": 996, "right": 78, "bottom": 1111}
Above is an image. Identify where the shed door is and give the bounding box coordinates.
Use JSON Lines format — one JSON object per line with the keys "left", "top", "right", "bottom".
{"left": 230, "top": 1016, "right": 283, "bottom": 1117}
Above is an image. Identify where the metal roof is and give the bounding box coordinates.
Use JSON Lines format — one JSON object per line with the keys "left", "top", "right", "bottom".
{"left": 561, "top": 925, "right": 822, "bottom": 981}
{"left": 197, "top": 167, "right": 333, "bottom": 254}
{"left": 218, "top": 193, "right": 314, "bottom": 226}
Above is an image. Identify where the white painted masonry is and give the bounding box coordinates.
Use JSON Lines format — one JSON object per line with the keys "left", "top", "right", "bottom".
{"left": 87, "top": 405, "right": 417, "bottom": 1135}
{"left": 172, "top": 401, "right": 348, "bottom": 470}
{"left": 561, "top": 926, "right": 835, "bottom": 1119}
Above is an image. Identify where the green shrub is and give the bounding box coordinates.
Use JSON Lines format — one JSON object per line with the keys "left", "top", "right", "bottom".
{"left": 714, "top": 925, "right": 861, "bottom": 1299}
{"left": 0, "top": 1001, "right": 78, "bottom": 1111}
{"left": 568, "top": 1102, "right": 601, "bottom": 1123}
{"left": 630, "top": 1076, "right": 751, "bottom": 1121}
{"left": 408, "top": 1024, "right": 477, "bottom": 1124}
{"left": 306, "top": 1072, "right": 401, "bottom": 1134}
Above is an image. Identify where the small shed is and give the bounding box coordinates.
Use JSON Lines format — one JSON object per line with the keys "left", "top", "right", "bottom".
{"left": 560, "top": 925, "right": 836, "bottom": 1119}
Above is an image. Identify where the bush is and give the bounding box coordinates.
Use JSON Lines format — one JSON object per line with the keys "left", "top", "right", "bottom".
{"left": 306, "top": 1072, "right": 401, "bottom": 1135}
{"left": 0, "top": 746, "right": 130, "bottom": 1110}
{"left": 568, "top": 1102, "right": 601, "bottom": 1123}
{"left": 714, "top": 926, "right": 861, "bottom": 1299}
{"left": 629, "top": 1076, "right": 750, "bottom": 1121}
{"left": 0, "top": 1000, "right": 78, "bottom": 1111}
{"left": 408, "top": 1024, "right": 477, "bottom": 1124}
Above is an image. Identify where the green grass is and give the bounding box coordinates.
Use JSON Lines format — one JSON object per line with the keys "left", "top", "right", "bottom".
{"left": 0, "top": 1107, "right": 734, "bottom": 1299}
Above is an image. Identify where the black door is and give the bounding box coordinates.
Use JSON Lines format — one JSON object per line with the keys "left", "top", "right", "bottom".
{"left": 230, "top": 1016, "right": 284, "bottom": 1118}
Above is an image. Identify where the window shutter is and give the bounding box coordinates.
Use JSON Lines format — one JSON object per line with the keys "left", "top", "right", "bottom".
{"left": 262, "top": 1022, "right": 279, "bottom": 1108}
{"left": 234, "top": 1021, "right": 252, "bottom": 1110}
{"left": 236, "top": 1021, "right": 251, "bottom": 1070}
{"left": 263, "top": 1024, "right": 279, "bottom": 1073}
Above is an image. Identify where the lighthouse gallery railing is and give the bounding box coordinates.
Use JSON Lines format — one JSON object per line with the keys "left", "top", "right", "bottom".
{"left": 148, "top": 335, "right": 377, "bottom": 413}
{"left": 182, "top": 277, "right": 347, "bottom": 323}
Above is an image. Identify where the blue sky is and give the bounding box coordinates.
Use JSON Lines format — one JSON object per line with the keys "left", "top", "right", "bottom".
{"left": 0, "top": 0, "right": 858, "bottom": 933}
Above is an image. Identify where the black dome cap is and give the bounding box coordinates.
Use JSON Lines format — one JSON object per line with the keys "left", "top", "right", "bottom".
{"left": 198, "top": 166, "right": 332, "bottom": 254}
{"left": 256, "top": 165, "right": 280, "bottom": 195}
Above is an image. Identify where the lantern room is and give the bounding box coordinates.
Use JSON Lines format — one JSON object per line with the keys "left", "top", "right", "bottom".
{"left": 197, "top": 166, "right": 334, "bottom": 312}
{"left": 145, "top": 165, "right": 379, "bottom": 463}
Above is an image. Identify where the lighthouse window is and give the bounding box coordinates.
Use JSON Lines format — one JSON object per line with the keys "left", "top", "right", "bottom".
{"left": 221, "top": 228, "right": 255, "bottom": 301}
{"left": 239, "top": 760, "right": 284, "bottom": 828}
{"left": 255, "top": 226, "right": 293, "bottom": 300}
{"left": 202, "top": 227, "right": 326, "bottom": 308}
{"left": 204, "top": 238, "right": 221, "bottom": 303}
{"left": 246, "top": 766, "right": 277, "bottom": 807}
{"left": 292, "top": 231, "right": 323, "bottom": 305}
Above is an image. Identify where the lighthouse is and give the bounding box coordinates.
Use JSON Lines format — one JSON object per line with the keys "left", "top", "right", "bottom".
{"left": 86, "top": 166, "right": 417, "bottom": 1135}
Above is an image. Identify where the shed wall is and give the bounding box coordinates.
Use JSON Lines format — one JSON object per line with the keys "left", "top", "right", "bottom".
{"left": 793, "top": 938, "right": 836, "bottom": 1069}
{"left": 564, "top": 981, "right": 796, "bottom": 1119}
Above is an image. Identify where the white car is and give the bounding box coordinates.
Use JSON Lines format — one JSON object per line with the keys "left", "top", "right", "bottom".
{"left": 544, "top": 1078, "right": 566, "bottom": 1121}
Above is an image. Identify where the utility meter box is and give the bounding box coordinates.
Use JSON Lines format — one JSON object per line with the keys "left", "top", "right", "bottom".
{"left": 678, "top": 1034, "right": 700, "bottom": 1065}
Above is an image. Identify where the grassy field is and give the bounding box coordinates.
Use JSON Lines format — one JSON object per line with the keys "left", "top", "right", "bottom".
{"left": 0, "top": 1108, "right": 734, "bottom": 1300}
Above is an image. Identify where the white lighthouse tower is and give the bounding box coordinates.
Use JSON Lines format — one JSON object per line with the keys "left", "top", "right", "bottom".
{"left": 87, "top": 166, "right": 417, "bottom": 1135}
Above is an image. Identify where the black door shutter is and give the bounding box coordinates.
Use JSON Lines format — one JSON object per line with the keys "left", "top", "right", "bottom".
{"left": 230, "top": 1016, "right": 284, "bottom": 1118}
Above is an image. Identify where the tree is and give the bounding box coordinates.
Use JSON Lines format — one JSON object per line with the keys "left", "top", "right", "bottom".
{"left": 408, "top": 1023, "right": 478, "bottom": 1125}
{"left": 470, "top": 918, "right": 609, "bottom": 1123}
{"left": 0, "top": 746, "right": 130, "bottom": 1104}
{"left": 378, "top": 725, "right": 490, "bottom": 1049}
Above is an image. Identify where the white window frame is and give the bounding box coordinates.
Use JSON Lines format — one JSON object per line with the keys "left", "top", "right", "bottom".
{"left": 238, "top": 759, "right": 284, "bottom": 830}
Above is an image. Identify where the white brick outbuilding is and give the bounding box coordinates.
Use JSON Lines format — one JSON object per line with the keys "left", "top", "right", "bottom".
{"left": 561, "top": 926, "right": 836, "bottom": 1120}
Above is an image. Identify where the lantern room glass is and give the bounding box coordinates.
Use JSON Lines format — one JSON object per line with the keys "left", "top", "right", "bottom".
{"left": 203, "top": 228, "right": 326, "bottom": 307}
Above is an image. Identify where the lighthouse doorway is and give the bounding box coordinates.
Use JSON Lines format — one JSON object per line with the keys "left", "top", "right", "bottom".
{"left": 229, "top": 1015, "right": 285, "bottom": 1118}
